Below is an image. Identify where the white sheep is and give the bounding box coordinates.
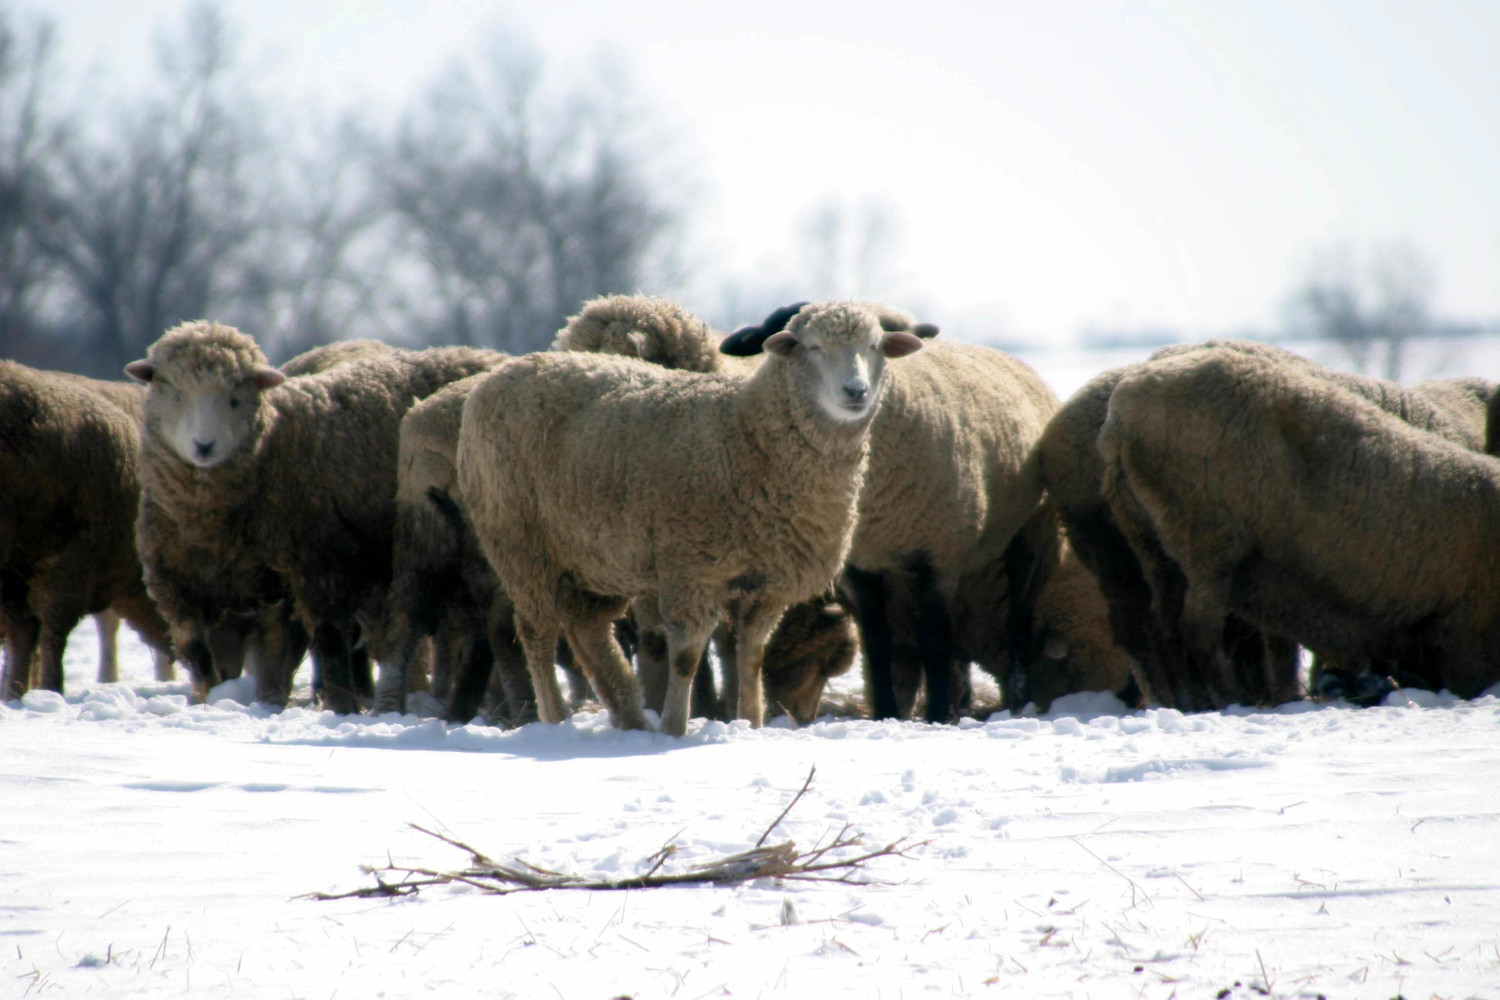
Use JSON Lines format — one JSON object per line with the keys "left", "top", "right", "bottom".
{"left": 458, "top": 300, "right": 925, "bottom": 735}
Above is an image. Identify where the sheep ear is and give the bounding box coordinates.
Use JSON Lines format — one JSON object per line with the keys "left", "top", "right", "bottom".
{"left": 624, "top": 331, "right": 648, "bottom": 358}
{"left": 253, "top": 366, "right": 286, "bottom": 390}
{"left": 124, "top": 360, "right": 155, "bottom": 383}
{"left": 913, "top": 322, "right": 940, "bottom": 339}
{"left": 879, "top": 331, "right": 924, "bottom": 358}
{"left": 719, "top": 301, "right": 811, "bottom": 356}
{"left": 763, "top": 331, "right": 798, "bottom": 357}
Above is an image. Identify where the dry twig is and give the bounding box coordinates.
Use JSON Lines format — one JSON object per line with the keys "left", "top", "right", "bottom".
{"left": 305, "top": 765, "right": 924, "bottom": 901}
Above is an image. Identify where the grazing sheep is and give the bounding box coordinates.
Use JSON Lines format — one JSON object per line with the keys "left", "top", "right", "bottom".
{"left": 127, "top": 321, "right": 499, "bottom": 711}
{"left": 1038, "top": 340, "right": 1490, "bottom": 710}
{"left": 458, "top": 301, "right": 925, "bottom": 735}
{"left": 381, "top": 368, "right": 538, "bottom": 724}
{"left": 1026, "top": 542, "right": 1137, "bottom": 713}
{"left": 725, "top": 303, "right": 1058, "bottom": 722}
{"left": 1098, "top": 346, "right": 1500, "bottom": 702}
{"left": 714, "top": 591, "right": 858, "bottom": 724}
{"left": 1, "top": 361, "right": 173, "bottom": 698}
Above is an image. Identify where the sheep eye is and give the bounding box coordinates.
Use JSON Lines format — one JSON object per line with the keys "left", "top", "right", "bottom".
{"left": 229, "top": 398, "right": 240, "bottom": 409}
{"left": 805, "top": 343, "right": 821, "bottom": 353}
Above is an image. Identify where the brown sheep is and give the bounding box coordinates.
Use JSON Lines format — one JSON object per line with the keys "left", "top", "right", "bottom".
{"left": 1, "top": 361, "right": 172, "bottom": 698}
{"left": 1099, "top": 346, "right": 1500, "bottom": 702}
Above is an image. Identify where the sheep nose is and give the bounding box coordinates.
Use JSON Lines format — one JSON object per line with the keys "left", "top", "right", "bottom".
{"left": 194, "top": 439, "right": 215, "bottom": 460}
{"left": 842, "top": 377, "right": 869, "bottom": 403}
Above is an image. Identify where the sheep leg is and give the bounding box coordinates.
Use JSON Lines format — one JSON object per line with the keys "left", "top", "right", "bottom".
{"left": 33, "top": 604, "right": 83, "bottom": 694}
{"left": 486, "top": 597, "right": 536, "bottom": 725}
{"left": 152, "top": 649, "right": 177, "bottom": 682}
{"left": 1180, "top": 578, "right": 1238, "bottom": 710}
{"left": 312, "top": 622, "right": 361, "bottom": 715}
{"left": 514, "top": 617, "right": 568, "bottom": 724}
{"left": 249, "top": 604, "right": 307, "bottom": 708}
{"left": 2, "top": 603, "right": 39, "bottom": 700}
{"left": 632, "top": 598, "right": 671, "bottom": 712}
{"left": 840, "top": 566, "right": 900, "bottom": 719}
{"left": 95, "top": 610, "right": 122, "bottom": 683}
{"left": 443, "top": 629, "right": 494, "bottom": 723}
{"left": 655, "top": 607, "right": 716, "bottom": 736}
{"left": 563, "top": 617, "right": 649, "bottom": 732}
{"left": 728, "top": 607, "right": 778, "bottom": 730}
{"left": 910, "top": 562, "right": 955, "bottom": 723}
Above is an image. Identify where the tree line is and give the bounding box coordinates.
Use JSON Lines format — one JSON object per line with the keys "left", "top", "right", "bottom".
{"left": 0, "top": 4, "right": 683, "bottom": 376}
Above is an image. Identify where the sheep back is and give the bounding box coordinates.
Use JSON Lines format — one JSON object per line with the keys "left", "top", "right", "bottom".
{"left": 1100, "top": 347, "right": 1500, "bottom": 698}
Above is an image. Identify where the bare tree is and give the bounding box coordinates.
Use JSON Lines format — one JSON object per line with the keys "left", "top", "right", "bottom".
{"left": 0, "top": 8, "right": 67, "bottom": 361}
{"left": 231, "top": 113, "right": 394, "bottom": 362}
{"left": 40, "top": 2, "right": 269, "bottom": 375}
{"left": 375, "top": 33, "right": 682, "bottom": 354}
{"left": 1292, "top": 239, "right": 1437, "bottom": 381}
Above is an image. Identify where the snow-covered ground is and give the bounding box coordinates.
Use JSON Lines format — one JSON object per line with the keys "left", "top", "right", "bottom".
{"left": 4, "top": 619, "right": 1499, "bottom": 999}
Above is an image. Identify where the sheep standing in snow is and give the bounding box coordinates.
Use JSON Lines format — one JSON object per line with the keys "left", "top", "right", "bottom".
{"left": 1099, "top": 346, "right": 1500, "bottom": 702}
{"left": 554, "top": 294, "right": 869, "bottom": 723}
{"left": 128, "top": 321, "right": 498, "bottom": 711}
{"left": 381, "top": 368, "right": 537, "bottom": 723}
{"left": 459, "top": 301, "right": 924, "bottom": 735}
{"left": 724, "top": 304, "right": 1058, "bottom": 721}
{"left": 1039, "top": 340, "right": 1490, "bottom": 710}
{"left": 1, "top": 361, "right": 173, "bottom": 698}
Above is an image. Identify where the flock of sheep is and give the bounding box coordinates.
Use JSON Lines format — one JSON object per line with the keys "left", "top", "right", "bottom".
{"left": 4, "top": 296, "right": 1498, "bottom": 735}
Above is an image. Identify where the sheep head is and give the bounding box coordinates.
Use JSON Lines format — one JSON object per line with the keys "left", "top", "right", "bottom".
{"left": 127, "top": 320, "right": 285, "bottom": 470}
{"left": 761, "top": 301, "right": 924, "bottom": 424}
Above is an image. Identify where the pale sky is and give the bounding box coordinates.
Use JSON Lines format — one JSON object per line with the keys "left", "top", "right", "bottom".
{"left": 39, "top": 0, "right": 1500, "bottom": 344}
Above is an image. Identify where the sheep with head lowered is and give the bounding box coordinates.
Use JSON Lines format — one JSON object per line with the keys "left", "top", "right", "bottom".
{"left": 1098, "top": 346, "right": 1500, "bottom": 703}
{"left": 1038, "top": 340, "right": 1491, "bottom": 711}
{"left": 127, "top": 320, "right": 500, "bottom": 711}
{"left": 458, "top": 300, "right": 925, "bottom": 735}
{"left": 723, "top": 303, "right": 1058, "bottom": 722}
{"left": 1, "top": 361, "right": 174, "bottom": 698}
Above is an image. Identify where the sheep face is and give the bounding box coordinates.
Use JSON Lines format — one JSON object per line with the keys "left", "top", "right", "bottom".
{"left": 128, "top": 357, "right": 284, "bottom": 469}
{"left": 766, "top": 303, "right": 923, "bottom": 423}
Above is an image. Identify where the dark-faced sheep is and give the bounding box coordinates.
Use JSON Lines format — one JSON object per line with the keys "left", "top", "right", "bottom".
{"left": 0, "top": 362, "right": 173, "bottom": 698}
{"left": 127, "top": 321, "right": 500, "bottom": 711}
{"left": 1099, "top": 346, "right": 1500, "bottom": 702}
{"left": 458, "top": 301, "right": 925, "bottom": 735}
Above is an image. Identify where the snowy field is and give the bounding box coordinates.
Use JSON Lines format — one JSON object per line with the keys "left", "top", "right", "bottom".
{"left": 5, "top": 335, "right": 1500, "bottom": 999}
{"left": 4, "top": 619, "right": 1499, "bottom": 999}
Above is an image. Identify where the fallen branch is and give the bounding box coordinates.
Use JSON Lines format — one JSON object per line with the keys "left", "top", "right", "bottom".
{"left": 305, "top": 765, "right": 925, "bottom": 901}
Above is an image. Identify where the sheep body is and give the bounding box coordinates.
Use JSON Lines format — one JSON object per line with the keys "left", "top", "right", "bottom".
{"left": 841, "top": 340, "right": 1059, "bottom": 720}
{"left": 130, "top": 321, "right": 500, "bottom": 710}
{"left": 383, "top": 368, "right": 535, "bottom": 723}
{"left": 1098, "top": 347, "right": 1500, "bottom": 699}
{"left": 459, "top": 301, "right": 922, "bottom": 734}
{"left": 0, "top": 361, "right": 171, "bottom": 697}
{"left": 1039, "top": 339, "right": 1488, "bottom": 709}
